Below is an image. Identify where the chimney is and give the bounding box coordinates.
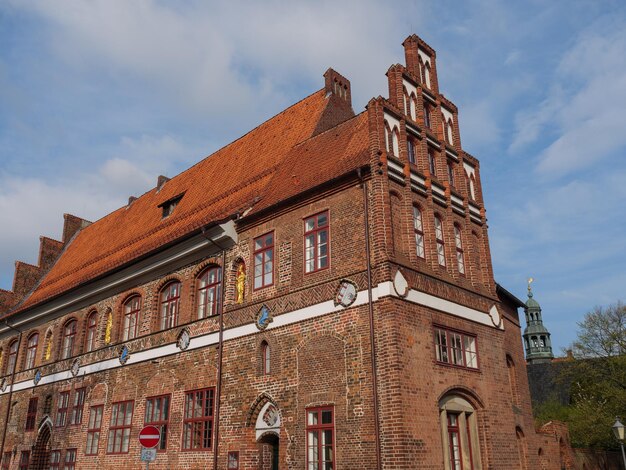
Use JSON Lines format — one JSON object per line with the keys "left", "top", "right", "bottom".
{"left": 157, "top": 175, "right": 170, "bottom": 191}
{"left": 128, "top": 196, "right": 138, "bottom": 206}
{"left": 324, "top": 68, "right": 352, "bottom": 106}
{"left": 62, "top": 213, "right": 92, "bottom": 243}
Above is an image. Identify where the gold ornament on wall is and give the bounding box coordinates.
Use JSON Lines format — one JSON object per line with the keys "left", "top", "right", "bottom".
{"left": 44, "top": 334, "right": 52, "bottom": 360}
{"left": 236, "top": 263, "right": 246, "bottom": 304}
{"left": 104, "top": 309, "right": 113, "bottom": 344}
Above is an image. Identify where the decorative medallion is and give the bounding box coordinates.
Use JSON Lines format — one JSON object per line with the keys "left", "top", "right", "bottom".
{"left": 262, "top": 404, "right": 279, "bottom": 427}
{"left": 393, "top": 269, "right": 409, "bottom": 298}
{"left": 119, "top": 345, "right": 130, "bottom": 365}
{"left": 33, "top": 369, "right": 42, "bottom": 385}
{"left": 71, "top": 358, "right": 81, "bottom": 377}
{"left": 177, "top": 328, "right": 191, "bottom": 351}
{"left": 334, "top": 279, "right": 358, "bottom": 308}
{"left": 489, "top": 305, "right": 502, "bottom": 328}
{"left": 256, "top": 305, "right": 273, "bottom": 331}
{"left": 0, "top": 378, "right": 7, "bottom": 392}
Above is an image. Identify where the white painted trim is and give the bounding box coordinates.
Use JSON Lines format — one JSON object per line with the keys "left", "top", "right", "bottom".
{"left": 432, "top": 183, "right": 446, "bottom": 198}
{"left": 441, "top": 107, "right": 454, "bottom": 124}
{"left": 3, "top": 281, "right": 499, "bottom": 395}
{"left": 426, "top": 136, "right": 440, "bottom": 150}
{"left": 383, "top": 112, "right": 400, "bottom": 133}
{"left": 387, "top": 160, "right": 404, "bottom": 174}
{"left": 418, "top": 48, "right": 431, "bottom": 67}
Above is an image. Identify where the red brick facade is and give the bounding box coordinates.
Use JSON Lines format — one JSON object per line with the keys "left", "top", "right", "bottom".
{"left": 0, "top": 35, "right": 569, "bottom": 469}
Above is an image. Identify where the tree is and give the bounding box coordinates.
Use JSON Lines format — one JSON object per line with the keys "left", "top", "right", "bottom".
{"left": 535, "top": 302, "right": 626, "bottom": 449}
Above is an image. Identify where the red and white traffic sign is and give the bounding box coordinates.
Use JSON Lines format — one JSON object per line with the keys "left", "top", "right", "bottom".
{"left": 139, "top": 425, "right": 161, "bottom": 449}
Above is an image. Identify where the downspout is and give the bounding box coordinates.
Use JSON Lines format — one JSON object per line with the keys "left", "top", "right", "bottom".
{"left": 202, "top": 228, "right": 227, "bottom": 470}
{"left": 358, "top": 167, "right": 382, "bottom": 470}
{"left": 0, "top": 322, "right": 23, "bottom": 460}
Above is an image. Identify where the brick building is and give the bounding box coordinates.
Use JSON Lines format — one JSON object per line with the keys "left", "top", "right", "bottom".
{"left": 0, "top": 35, "right": 567, "bottom": 469}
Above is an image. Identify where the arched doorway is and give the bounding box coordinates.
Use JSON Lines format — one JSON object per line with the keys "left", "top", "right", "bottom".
{"left": 258, "top": 432, "right": 279, "bottom": 470}
{"left": 253, "top": 401, "right": 281, "bottom": 470}
{"left": 30, "top": 417, "right": 52, "bottom": 469}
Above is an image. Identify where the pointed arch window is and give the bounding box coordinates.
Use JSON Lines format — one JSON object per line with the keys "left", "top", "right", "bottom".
{"left": 403, "top": 88, "right": 409, "bottom": 116}
{"left": 407, "top": 138, "right": 416, "bottom": 165}
{"left": 424, "top": 102, "right": 432, "bottom": 129}
{"left": 123, "top": 296, "right": 141, "bottom": 341}
{"left": 26, "top": 333, "right": 39, "bottom": 370}
{"left": 454, "top": 225, "right": 465, "bottom": 275}
{"left": 7, "top": 340, "right": 18, "bottom": 374}
{"left": 435, "top": 215, "right": 446, "bottom": 267}
{"left": 261, "top": 341, "right": 270, "bottom": 375}
{"left": 159, "top": 281, "right": 181, "bottom": 330}
{"left": 197, "top": 267, "right": 221, "bottom": 319}
{"left": 384, "top": 122, "right": 392, "bottom": 154}
{"left": 424, "top": 62, "right": 432, "bottom": 89}
{"left": 409, "top": 93, "right": 417, "bottom": 121}
{"left": 62, "top": 320, "right": 77, "bottom": 359}
{"left": 439, "top": 395, "right": 482, "bottom": 470}
{"left": 85, "top": 311, "right": 97, "bottom": 353}
{"left": 413, "top": 206, "right": 425, "bottom": 258}
{"left": 446, "top": 118, "right": 454, "bottom": 145}
{"left": 428, "top": 148, "right": 436, "bottom": 177}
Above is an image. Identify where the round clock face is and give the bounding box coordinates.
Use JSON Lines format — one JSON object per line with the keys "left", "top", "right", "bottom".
{"left": 177, "top": 329, "right": 191, "bottom": 351}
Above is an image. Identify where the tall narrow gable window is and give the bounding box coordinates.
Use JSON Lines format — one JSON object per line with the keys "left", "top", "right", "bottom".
{"left": 261, "top": 341, "right": 270, "bottom": 375}
{"left": 304, "top": 211, "right": 329, "bottom": 273}
{"left": 182, "top": 388, "right": 215, "bottom": 451}
{"left": 435, "top": 216, "right": 446, "bottom": 267}
{"left": 428, "top": 148, "right": 436, "bottom": 177}
{"left": 62, "top": 320, "right": 77, "bottom": 359}
{"left": 7, "top": 340, "right": 17, "bottom": 374}
{"left": 413, "top": 206, "right": 425, "bottom": 259}
{"left": 26, "top": 333, "right": 39, "bottom": 370}
{"left": 123, "top": 296, "right": 141, "bottom": 341}
{"left": 454, "top": 225, "right": 465, "bottom": 275}
{"left": 107, "top": 401, "right": 134, "bottom": 454}
{"left": 407, "top": 139, "right": 416, "bottom": 165}
{"left": 254, "top": 233, "right": 274, "bottom": 289}
{"left": 197, "top": 267, "right": 221, "bottom": 319}
{"left": 159, "top": 281, "right": 181, "bottom": 330}
{"left": 85, "top": 312, "right": 97, "bottom": 353}
{"left": 25, "top": 397, "right": 38, "bottom": 431}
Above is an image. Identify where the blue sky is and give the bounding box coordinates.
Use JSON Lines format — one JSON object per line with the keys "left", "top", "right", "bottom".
{"left": 1, "top": 0, "right": 625, "bottom": 353}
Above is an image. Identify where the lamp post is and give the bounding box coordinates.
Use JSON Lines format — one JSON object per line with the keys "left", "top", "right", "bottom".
{"left": 612, "top": 418, "right": 626, "bottom": 469}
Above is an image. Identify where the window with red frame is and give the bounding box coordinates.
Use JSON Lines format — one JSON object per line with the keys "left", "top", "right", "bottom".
{"left": 424, "top": 102, "right": 432, "bottom": 128}
{"left": 63, "top": 448, "right": 76, "bottom": 470}
{"left": 86, "top": 405, "right": 103, "bottom": 456}
{"left": 145, "top": 394, "right": 170, "bottom": 451}
{"left": 25, "top": 397, "right": 38, "bottom": 431}
{"left": 434, "top": 215, "right": 446, "bottom": 267}
{"left": 261, "top": 341, "right": 270, "bottom": 375}
{"left": 306, "top": 406, "right": 335, "bottom": 470}
{"left": 69, "top": 388, "right": 86, "bottom": 425}
{"left": 434, "top": 327, "right": 478, "bottom": 369}
{"left": 56, "top": 391, "right": 70, "bottom": 427}
{"left": 447, "top": 413, "right": 463, "bottom": 470}
{"left": 1, "top": 452, "right": 10, "bottom": 470}
{"left": 61, "top": 320, "right": 77, "bottom": 359}
{"left": 412, "top": 206, "right": 425, "bottom": 259}
{"left": 25, "top": 332, "right": 38, "bottom": 370}
{"left": 304, "top": 212, "right": 329, "bottom": 274}
{"left": 197, "top": 267, "right": 221, "bottom": 319}
{"left": 454, "top": 225, "right": 465, "bottom": 275}
{"left": 159, "top": 281, "right": 181, "bottom": 330}
{"left": 123, "top": 296, "right": 141, "bottom": 341}
{"left": 407, "top": 138, "right": 416, "bottom": 165}
{"left": 253, "top": 233, "right": 274, "bottom": 289}
{"left": 6, "top": 340, "right": 17, "bottom": 374}
{"left": 182, "top": 388, "right": 214, "bottom": 450}
{"left": 48, "top": 450, "right": 61, "bottom": 470}
{"left": 18, "top": 451, "right": 29, "bottom": 470}
{"left": 107, "top": 401, "right": 134, "bottom": 454}
{"left": 85, "top": 311, "right": 97, "bottom": 352}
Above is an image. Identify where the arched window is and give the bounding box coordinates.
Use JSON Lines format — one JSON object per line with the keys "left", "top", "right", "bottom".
{"left": 159, "top": 281, "right": 181, "bottom": 330}
{"left": 507, "top": 355, "right": 520, "bottom": 407}
{"left": 26, "top": 332, "right": 39, "bottom": 369}
{"left": 439, "top": 394, "right": 482, "bottom": 470}
{"left": 197, "top": 267, "right": 221, "bottom": 319}
{"left": 391, "top": 129, "right": 399, "bottom": 157}
{"left": 261, "top": 341, "right": 270, "bottom": 375}
{"left": 123, "top": 296, "right": 141, "bottom": 341}
{"left": 409, "top": 93, "right": 417, "bottom": 121}
{"left": 7, "top": 340, "right": 18, "bottom": 374}
{"left": 403, "top": 88, "right": 409, "bottom": 116}
{"left": 471, "top": 231, "right": 482, "bottom": 284}
{"left": 418, "top": 56, "right": 425, "bottom": 83}
{"left": 454, "top": 224, "right": 465, "bottom": 275}
{"left": 413, "top": 206, "right": 425, "bottom": 258}
{"left": 424, "top": 62, "right": 432, "bottom": 89}
{"left": 446, "top": 118, "right": 454, "bottom": 145}
{"left": 424, "top": 102, "right": 432, "bottom": 128}
{"left": 428, "top": 148, "right": 436, "bottom": 177}
{"left": 435, "top": 215, "right": 446, "bottom": 267}
{"left": 516, "top": 427, "right": 528, "bottom": 469}
{"left": 85, "top": 311, "right": 98, "bottom": 353}
{"left": 468, "top": 174, "right": 476, "bottom": 200}
{"left": 384, "top": 122, "right": 392, "bottom": 154}
{"left": 407, "top": 139, "right": 416, "bottom": 165}
{"left": 62, "top": 320, "right": 77, "bottom": 359}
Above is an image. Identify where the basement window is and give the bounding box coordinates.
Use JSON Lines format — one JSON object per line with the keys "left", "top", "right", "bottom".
{"left": 158, "top": 193, "right": 184, "bottom": 219}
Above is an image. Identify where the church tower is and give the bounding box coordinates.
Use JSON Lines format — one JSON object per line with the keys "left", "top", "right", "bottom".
{"left": 523, "top": 280, "right": 554, "bottom": 363}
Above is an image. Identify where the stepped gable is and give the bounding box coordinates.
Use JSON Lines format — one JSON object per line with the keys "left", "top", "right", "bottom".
{"left": 9, "top": 87, "right": 343, "bottom": 315}
{"left": 249, "top": 111, "right": 369, "bottom": 216}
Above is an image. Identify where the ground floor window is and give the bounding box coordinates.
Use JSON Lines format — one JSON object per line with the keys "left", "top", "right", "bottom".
{"left": 306, "top": 406, "right": 334, "bottom": 470}
{"left": 182, "top": 388, "right": 215, "bottom": 450}
{"left": 107, "top": 401, "right": 134, "bottom": 454}
{"left": 19, "top": 451, "right": 29, "bottom": 470}
{"left": 49, "top": 450, "right": 61, "bottom": 469}
{"left": 145, "top": 394, "right": 170, "bottom": 451}
{"left": 63, "top": 449, "right": 76, "bottom": 470}
{"left": 1, "top": 452, "right": 9, "bottom": 470}
{"left": 440, "top": 395, "right": 482, "bottom": 470}
{"left": 86, "top": 405, "right": 103, "bottom": 455}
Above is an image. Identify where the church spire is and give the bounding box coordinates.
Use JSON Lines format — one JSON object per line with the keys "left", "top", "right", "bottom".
{"left": 522, "top": 278, "right": 554, "bottom": 363}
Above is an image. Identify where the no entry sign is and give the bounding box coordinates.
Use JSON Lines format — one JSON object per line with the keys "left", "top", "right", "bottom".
{"left": 139, "top": 425, "right": 161, "bottom": 449}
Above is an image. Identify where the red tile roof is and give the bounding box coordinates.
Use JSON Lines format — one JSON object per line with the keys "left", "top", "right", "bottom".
{"left": 10, "top": 88, "right": 370, "bottom": 314}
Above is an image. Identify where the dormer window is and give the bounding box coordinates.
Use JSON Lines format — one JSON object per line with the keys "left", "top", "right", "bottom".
{"left": 158, "top": 193, "right": 184, "bottom": 219}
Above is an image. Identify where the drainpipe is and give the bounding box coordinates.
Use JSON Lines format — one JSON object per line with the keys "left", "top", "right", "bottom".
{"left": 202, "top": 228, "right": 227, "bottom": 470}
{"left": 358, "top": 168, "right": 382, "bottom": 470}
{"left": 0, "top": 322, "right": 23, "bottom": 460}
